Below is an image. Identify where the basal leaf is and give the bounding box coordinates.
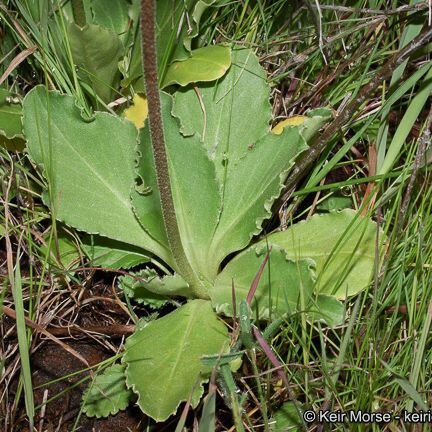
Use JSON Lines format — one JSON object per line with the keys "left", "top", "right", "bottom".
{"left": 82, "top": 364, "right": 133, "bottom": 418}
{"left": 23, "top": 86, "right": 172, "bottom": 266}
{"left": 155, "top": 0, "right": 188, "bottom": 79}
{"left": 317, "top": 194, "right": 352, "bottom": 211}
{"left": 173, "top": 48, "right": 271, "bottom": 186}
{"left": 123, "top": 300, "right": 229, "bottom": 421}
{"left": 119, "top": 270, "right": 170, "bottom": 308}
{"left": 208, "top": 114, "right": 329, "bottom": 275}
{"left": 173, "top": 48, "right": 331, "bottom": 278}
{"left": 91, "top": 0, "right": 129, "bottom": 38}
{"left": 212, "top": 245, "right": 316, "bottom": 319}
{"left": 82, "top": 236, "right": 150, "bottom": 269}
{"left": 158, "top": 0, "right": 217, "bottom": 66}
{"left": 123, "top": 1, "right": 219, "bottom": 89}
{"left": 124, "top": 94, "right": 148, "bottom": 129}
{"left": 163, "top": 45, "right": 231, "bottom": 88}
{"left": 272, "top": 116, "right": 308, "bottom": 133}
{"left": 131, "top": 126, "right": 169, "bottom": 251}
{"left": 0, "top": 88, "right": 25, "bottom": 151}
{"left": 307, "top": 295, "right": 345, "bottom": 327}
{"left": 270, "top": 401, "right": 304, "bottom": 432}
{"left": 119, "top": 268, "right": 191, "bottom": 304}
{"left": 0, "top": 88, "right": 23, "bottom": 139}
{"left": 133, "top": 93, "right": 221, "bottom": 285}
{"left": 263, "top": 210, "right": 380, "bottom": 298}
{"left": 67, "top": 22, "right": 123, "bottom": 102}
{"left": 40, "top": 229, "right": 81, "bottom": 270}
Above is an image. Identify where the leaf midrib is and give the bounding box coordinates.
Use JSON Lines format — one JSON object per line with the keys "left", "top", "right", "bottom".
{"left": 156, "top": 301, "right": 201, "bottom": 417}
{"left": 50, "top": 113, "right": 132, "bottom": 209}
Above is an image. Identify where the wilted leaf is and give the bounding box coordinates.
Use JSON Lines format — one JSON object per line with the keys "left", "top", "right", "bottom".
{"left": 124, "top": 300, "right": 229, "bottom": 421}
{"left": 163, "top": 45, "right": 231, "bottom": 87}
{"left": 82, "top": 364, "right": 133, "bottom": 417}
{"left": 124, "top": 94, "right": 148, "bottom": 129}
{"left": 272, "top": 116, "right": 307, "bottom": 134}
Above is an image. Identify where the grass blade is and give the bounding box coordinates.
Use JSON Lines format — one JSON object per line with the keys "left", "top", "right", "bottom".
{"left": 379, "top": 66, "right": 432, "bottom": 174}
{"left": 11, "top": 258, "right": 35, "bottom": 430}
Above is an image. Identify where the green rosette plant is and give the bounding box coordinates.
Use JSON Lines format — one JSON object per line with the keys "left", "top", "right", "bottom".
{"left": 22, "top": 31, "right": 380, "bottom": 426}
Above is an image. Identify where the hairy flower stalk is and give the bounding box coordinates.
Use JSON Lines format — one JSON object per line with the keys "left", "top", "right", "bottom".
{"left": 140, "top": 0, "right": 208, "bottom": 299}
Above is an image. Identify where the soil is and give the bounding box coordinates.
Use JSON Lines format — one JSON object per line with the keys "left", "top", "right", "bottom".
{"left": 27, "top": 342, "right": 142, "bottom": 432}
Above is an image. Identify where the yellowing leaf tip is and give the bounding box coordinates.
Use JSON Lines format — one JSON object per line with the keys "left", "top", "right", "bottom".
{"left": 124, "top": 94, "right": 148, "bottom": 129}
{"left": 272, "top": 115, "right": 308, "bottom": 135}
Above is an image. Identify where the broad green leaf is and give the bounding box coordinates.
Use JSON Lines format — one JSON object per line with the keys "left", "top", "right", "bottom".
{"left": 163, "top": 45, "right": 231, "bottom": 88}
{"left": 82, "top": 236, "right": 150, "bottom": 269}
{"left": 91, "top": 0, "right": 129, "bottom": 38}
{"left": 211, "top": 245, "right": 316, "bottom": 319}
{"left": 119, "top": 274, "right": 168, "bottom": 309}
{"left": 123, "top": 300, "right": 229, "bottom": 421}
{"left": 171, "top": 0, "right": 217, "bottom": 61}
{"left": 173, "top": 48, "right": 331, "bottom": 277}
{"left": 208, "top": 114, "right": 328, "bottom": 276}
{"left": 40, "top": 230, "right": 80, "bottom": 269}
{"left": 0, "top": 88, "right": 25, "bottom": 151}
{"left": 122, "top": 0, "right": 217, "bottom": 89}
{"left": 82, "top": 364, "right": 133, "bottom": 417}
{"left": 119, "top": 268, "right": 191, "bottom": 305}
{"left": 156, "top": 0, "right": 217, "bottom": 79}
{"left": 23, "top": 86, "right": 172, "bottom": 266}
{"left": 263, "top": 210, "right": 380, "bottom": 298}
{"left": 131, "top": 125, "right": 169, "bottom": 250}
{"left": 317, "top": 194, "right": 352, "bottom": 211}
{"left": 67, "top": 22, "right": 123, "bottom": 102}
{"left": 0, "top": 88, "right": 23, "bottom": 138}
{"left": 133, "top": 93, "right": 221, "bottom": 285}
{"left": 120, "top": 33, "right": 144, "bottom": 91}
{"left": 307, "top": 295, "right": 345, "bottom": 327}
{"left": 155, "top": 0, "right": 188, "bottom": 80}
{"left": 270, "top": 402, "right": 304, "bottom": 432}
{"left": 173, "top": 48, "right": 272, "bottom": 185}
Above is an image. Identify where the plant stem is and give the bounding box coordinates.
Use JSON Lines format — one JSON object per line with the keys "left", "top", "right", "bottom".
{"left": 278, "top": 26, "right": 432, "bottom": 209}
{"left": 139, "top": 0, "right": 207, "bottom": 299}
{"left": 71, "top": 0, "right": 86, "bottom": 28}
